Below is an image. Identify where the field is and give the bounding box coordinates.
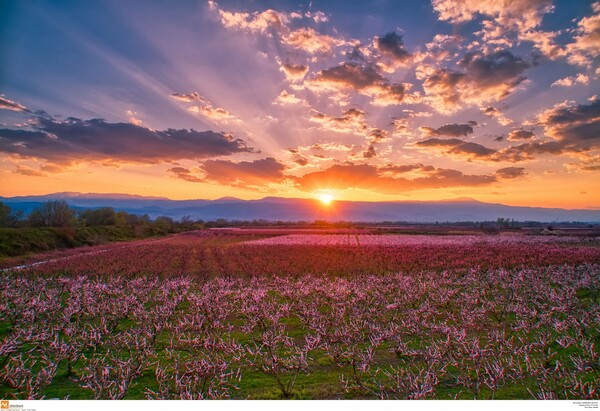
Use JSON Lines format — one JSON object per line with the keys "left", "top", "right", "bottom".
{"left": 1, "top": 229, "right": 599, "bottom": 400}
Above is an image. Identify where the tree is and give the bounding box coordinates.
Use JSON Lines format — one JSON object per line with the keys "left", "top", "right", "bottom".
{"left": 28, "top": 200, "right": 76, "bottom": 227}
{"left": 78, "top": 207, "right": 117, "bottom": 226}
{"left": 0, "top": 202, "right": 24, "bottom": 227}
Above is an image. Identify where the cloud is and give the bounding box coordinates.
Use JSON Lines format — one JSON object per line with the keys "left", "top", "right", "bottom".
{"left": 200, "top": 157, "right": 287, "bottom": 189}
{"left": 362, "top": 128, "right": 389, "bottom": 159}
{"left": 310, "top": 62, "right": 405, "bottom": 105}
{"left": 209, "top": 1, "right": 348, "bottom": 56}
{"left": 282, "top": 27, "right": 347, "bottom": 53}
{"left": 495, "top": 166, "right": 526, "bottom": 179}
{"left": 416, "top": 137, "right": 497, "bottom": 159}
{"left": 507, "top": 129, "right": 535, "bottom": 141}
{"left": 536, "top": 97, "right": 600, "bottom": 146}
{"left": 565, "top": 7, "right": 600, "bottom": 67}
{"left": 0, "top": 117, "right": 253, "bottom": 165}
{"left": 292, "top": 156, "right": 309, "bottom": 166}
{"left": 188, "top": 105, "right": 237, "bottom": 122}
{"left": 481, "top": 106, "right": 513, "bottom": 126}
{"left": 293, "top": 163, "right": 497, "bottom": 194}
{"left": 273, "top": 90, "right": 306, "bottom": 105}
{"left": 309, "top": 108, "right": 367, "bottom": 134}
{"left": 126, "top": 110, "right": 143, "bottom": 126}
{"left": 551, "top": 74, "right": 590, "bottom": 88}
{"left": 567, "top": 155, "right": 600, "bottom": 172}
{"left": 280, "top": 63, "right": 309, "bottom": 81}
{"left": 420, "top": 50, "right": 531, "bottom": 113}
{"left": 13, "top": 165, "right": 46, "bottom": 177}
{"left": 168, "top": 158, "right": 288, "bottom": 189}
{"left": 0, "top": 95, "right": 28, "bottom": 112}
{"left": 518, "top": 29, "right": 566, "bottom": 60}
{"left": 432, "top": 0, "right": 554, "bottom": 32}
{"left": 171, "top": 92, "right": 237, "bottom": 123}
{"left": 491, "top": 98, "right": 600, "bottom": 161}
{"left": 167, "top": 166, "right": 204, "bottom": 183}
{"left": 374, "top": 32, "right": 412, "bottom": 72}
{"left": 170, "top": 92, "right": 208, "bottom": 103}
{"left": 208, "top": 1, "right": 289, "bottom": 34}
{"left": 418, "top": 34, "right": 464, "bottom": 64}
{"left": 420, "top": 121, "right": 477, "bottom": 137}
{"left": 420, "top": 68, "right": 465, "bottom": 113}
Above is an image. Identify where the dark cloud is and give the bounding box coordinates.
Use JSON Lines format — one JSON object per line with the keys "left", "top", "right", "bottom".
{"left": 361, "top": 128, "right": 389, "bottom": 158}
{"left": 421, "top": 121, "right": 477, "bottom": 137}
{"left": 416, "top": 138, "right": 496, "bottom": 158}
{"left": 0, "top": 117, "right": 253, "bottom": 165}
{"left": 496, "top": 167, "right": 526, "bottom": 179}
{"left": 293, "top": 156, "right": 309, "bottom": 166}
{"left": 421, "top": 68, "right": 465, "bottom": 112}
{"left": 317, "top": 62, "right": 385, "bottom": 89}
{"left": 312, "top": 62, "right": 405, "bottom": 104}
{"left": 422, "top": 50, "right": 531, "bottom": 112}
{"left": 458, "top": 51, "right": 530, "bottom": 92}
{"left": 499, "top": 98, "right": 600, "bottom": 160}
{"left": 375, "top": 32, "right": 411, "bottom": 63}
{"left": 294, "top": 163, "right": 497, "bottom": 194}
{"left": 507, "top": 129, "right": 535, "bottom": 141}
{"left": 0, "top": 96, "right": 28, "bottom": 112}
{"left": 363, "top": 144, "right": 377, "bottom": 158}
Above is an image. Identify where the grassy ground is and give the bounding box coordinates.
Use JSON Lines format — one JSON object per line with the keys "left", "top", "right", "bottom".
{"left": 0, "top": 226, "right": 145, "bottom": 257}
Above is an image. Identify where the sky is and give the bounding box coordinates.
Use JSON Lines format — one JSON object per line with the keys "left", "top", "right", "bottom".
{"left": 0, "top": 0, "right": 598, "bottom": 208}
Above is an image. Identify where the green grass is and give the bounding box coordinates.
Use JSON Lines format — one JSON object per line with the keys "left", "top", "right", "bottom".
{"left": 0, "top": 226, "right": 142, "bottom": 258}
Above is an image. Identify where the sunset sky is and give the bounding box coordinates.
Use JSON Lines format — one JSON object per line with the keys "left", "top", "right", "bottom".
{"left": 1, "top": 0, "right": 598, "bottom": 208}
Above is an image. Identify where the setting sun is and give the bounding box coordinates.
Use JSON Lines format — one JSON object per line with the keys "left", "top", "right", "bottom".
{"left": 318, "top": 193, "right": 334, "bottom": 205}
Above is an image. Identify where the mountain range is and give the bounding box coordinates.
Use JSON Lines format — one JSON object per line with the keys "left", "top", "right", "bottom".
{"left": 1, "top": 192, "right": 599, "bottom": 223}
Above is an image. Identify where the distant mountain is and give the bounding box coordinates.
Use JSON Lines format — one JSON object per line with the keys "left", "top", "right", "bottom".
{"left": 1, "top": 192, "right": 599, "bottom": 223}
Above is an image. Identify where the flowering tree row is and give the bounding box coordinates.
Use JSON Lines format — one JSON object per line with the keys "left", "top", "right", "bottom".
{"left": 1, "top": 263, "right": 598, "bottom": 399}
{"left": 18, "top": 233, "right": 600, "bottom": 278}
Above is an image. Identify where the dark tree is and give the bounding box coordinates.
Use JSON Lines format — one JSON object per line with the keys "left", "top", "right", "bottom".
{"left": 28, "top": 200, "right": 76, "bottom": 227}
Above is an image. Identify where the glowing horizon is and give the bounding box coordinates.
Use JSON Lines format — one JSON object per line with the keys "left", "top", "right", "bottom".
{"left": 1, "top": 1, "right": 599, "bottom": 209}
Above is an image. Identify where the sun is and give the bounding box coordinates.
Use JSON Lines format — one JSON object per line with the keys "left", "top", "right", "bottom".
{"left": 318, "top": 193, "right": 334, "bottom": 205}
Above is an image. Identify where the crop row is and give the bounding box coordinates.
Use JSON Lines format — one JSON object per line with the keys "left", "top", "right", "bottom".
{"left": 1, "top": 263, "right": 598, "bottom": 399}
{"left": 18, "top": 233, "right": 600, "bottom": 278}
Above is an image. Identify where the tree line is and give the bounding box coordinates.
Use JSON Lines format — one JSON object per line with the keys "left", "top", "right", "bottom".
{"left": 0, "top": 200, "right": 198, "bottom": 233}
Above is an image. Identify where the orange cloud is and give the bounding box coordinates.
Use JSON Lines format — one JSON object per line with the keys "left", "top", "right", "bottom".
{"left": 432, "top": 0, "right": 554, "bottom": 32}
{"left": 282, "top": 27, "right": 348, "bottom": 54}
{"left": 293, "top": 163, "right": 499, "bottom": 194}
{"left": 273, "top": 90, "right": 306, "bottom": 105}
{"left": 208, "top": 1, "right": 289, "bottom": 34}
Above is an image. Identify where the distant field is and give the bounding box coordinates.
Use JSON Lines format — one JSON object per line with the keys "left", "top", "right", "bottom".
{"left": 0, "top": 229, "right": 599, "bottom": 399}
